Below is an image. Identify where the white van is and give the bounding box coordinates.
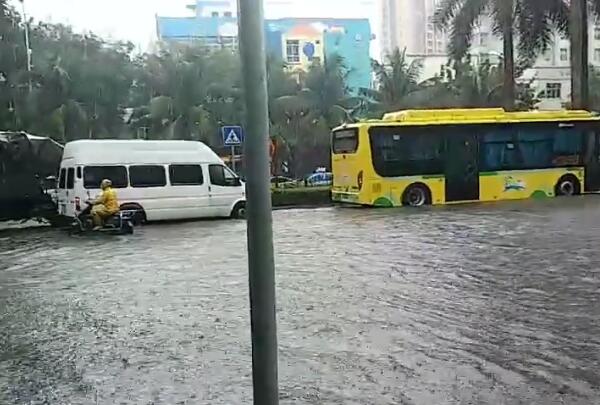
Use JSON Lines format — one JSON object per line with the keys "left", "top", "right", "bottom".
{"left": 56, "top": 140, "right": 246, "bottom": 222}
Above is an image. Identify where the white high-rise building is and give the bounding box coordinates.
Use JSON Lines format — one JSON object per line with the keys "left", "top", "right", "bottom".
{"left": 380, "top": 0, "right": 600, "bottom": 106}
{"left": 381, "top": 0, "right": 447, "bottom": 57}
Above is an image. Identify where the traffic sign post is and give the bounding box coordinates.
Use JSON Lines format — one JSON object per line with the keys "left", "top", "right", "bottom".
{"left": 222, "top": 126, "right": 244, "bottom": 173}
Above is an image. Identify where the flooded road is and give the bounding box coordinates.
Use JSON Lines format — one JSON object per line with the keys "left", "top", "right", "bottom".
{"left": 1, "top": 198, "right": 600, "bottom": 404}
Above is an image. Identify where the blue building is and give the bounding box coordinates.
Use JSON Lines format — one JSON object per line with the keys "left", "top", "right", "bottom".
{"left": 156, "top": 1, "right": 373, "bottom": 92}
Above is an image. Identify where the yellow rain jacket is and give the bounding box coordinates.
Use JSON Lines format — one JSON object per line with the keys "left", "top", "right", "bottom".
{"left": 97, "top": 187, "right": 119, "bottom": 214}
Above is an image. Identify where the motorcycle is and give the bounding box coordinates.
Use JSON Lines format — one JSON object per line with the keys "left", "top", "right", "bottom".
{"left": 70, "top": 202, "right": 135, "bottom": 235}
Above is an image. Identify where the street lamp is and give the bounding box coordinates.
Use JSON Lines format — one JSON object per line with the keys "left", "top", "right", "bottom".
{"left": 19, "top": 0, "right": 33, "bottom": 92}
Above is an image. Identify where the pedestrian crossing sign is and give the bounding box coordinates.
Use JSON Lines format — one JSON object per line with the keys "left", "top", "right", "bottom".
{"left": 222, "top": 126, "right": 244, "bottom": 146}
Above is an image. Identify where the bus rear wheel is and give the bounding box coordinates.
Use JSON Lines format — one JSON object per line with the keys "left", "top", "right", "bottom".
{"left": 555, "top": 175, "right": 581, "bottom": 197}
{"left": 402, "top": 184, "right": 432, "bottom": 207}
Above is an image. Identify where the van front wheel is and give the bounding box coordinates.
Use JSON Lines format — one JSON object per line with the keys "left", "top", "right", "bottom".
{"left": 231, "top": 202, "right": 246, "bottom": 219}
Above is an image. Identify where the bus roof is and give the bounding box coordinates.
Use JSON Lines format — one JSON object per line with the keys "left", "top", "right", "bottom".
{"left": 63, "top": 140, "right": 223, "bottom": 165}
{"left": 334, "top": 108, "right": 600, "bottom": 131}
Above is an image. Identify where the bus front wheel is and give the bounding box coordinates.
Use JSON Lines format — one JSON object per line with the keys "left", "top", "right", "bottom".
{"left": 555, "top": 175, "right": 581, "bottom": 197}
{"left": 402, "top": 184, "right": 432, "bottom": 207}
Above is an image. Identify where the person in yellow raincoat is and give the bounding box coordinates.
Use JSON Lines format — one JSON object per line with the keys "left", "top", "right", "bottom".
{"left": 89, "top": 179, "right": 120, "bottom": 229}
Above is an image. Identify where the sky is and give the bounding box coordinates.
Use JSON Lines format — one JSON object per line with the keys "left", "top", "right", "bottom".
{"left": 9, "top": 0, "right": 380, "bottom": 54}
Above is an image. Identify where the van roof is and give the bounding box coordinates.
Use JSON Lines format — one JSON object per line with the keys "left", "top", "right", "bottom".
{"left": 62, "top": 140, "right": 224, "bottom": 165}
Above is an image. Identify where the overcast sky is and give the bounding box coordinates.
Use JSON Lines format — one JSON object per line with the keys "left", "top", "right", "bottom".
{"left": 9, "top": 0, "right": 380, "bottom": 53}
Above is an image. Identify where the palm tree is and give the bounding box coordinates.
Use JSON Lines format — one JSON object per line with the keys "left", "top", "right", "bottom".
{"left": 435, "top": 0, "right": 566, "bottom": 111}
{"left": 362, "top": 48, "right": 423, "bottom": 116}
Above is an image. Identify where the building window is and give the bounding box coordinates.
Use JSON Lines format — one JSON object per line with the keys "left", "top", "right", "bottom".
{"left": 560, "top": 48, "right": 568, "bottom": 61}
{"left": 211, "top": 11, "right": 219, "bottom": 17}
{"left": 595, "top": 48, "right": 600, "bottom": 62}
{"left": 286, "top": 40, "right": 300, "bottom": 64}
{"left": 545, "top": 83, "right": 562, "bottom": 99}
{"left": 595, "top": 27, "right": 600, "bottom": 40}
{"left": 224, "top": 11, "right": 232, "bottom": 17}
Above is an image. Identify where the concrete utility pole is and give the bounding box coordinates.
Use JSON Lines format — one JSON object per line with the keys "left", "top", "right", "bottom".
{"left": 236, "top": 0, "right": 279, "bottom": 404}
{"left": 19, "top": 0, "right": 33, "bottom": 92}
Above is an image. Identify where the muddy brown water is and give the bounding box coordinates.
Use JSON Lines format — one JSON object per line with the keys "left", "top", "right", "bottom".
{"left": 1, "top": 198, "right": 600, "bottom": 404}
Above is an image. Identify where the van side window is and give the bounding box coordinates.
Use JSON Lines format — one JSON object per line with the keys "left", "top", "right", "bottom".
{"left": 84, "top": 166, "right": 128, "bottom": 189}
{"left": 169, "top": 164, "right": 204, "bottom": 186}
{"left": 59, "top": 168, "right": 66, "bottom": 189}
{"left": 76, "top": 167, "right": 82, "bottom": 179}
{"left": 66, "top": 168, "right": 75, "bottom": 189}
{"left": 130, "top": 165, "right": 167, "bottom": 188}
{"left": 209, "top": 164, "right": 239, "bottom": 187}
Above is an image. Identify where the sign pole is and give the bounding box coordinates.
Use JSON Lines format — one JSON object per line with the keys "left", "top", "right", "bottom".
{"left": 231, "top": 145, "right": 236, "bottom": 172}
{"left": 237, "top": 0, "right": 279, "bottom": 404}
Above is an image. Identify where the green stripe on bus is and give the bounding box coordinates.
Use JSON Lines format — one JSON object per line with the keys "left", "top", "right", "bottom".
{"left": 479, "top": 172, "right": 499, "bottom": 176}
{"left": 422, "top": 174, "right": 445, "bottom": 179}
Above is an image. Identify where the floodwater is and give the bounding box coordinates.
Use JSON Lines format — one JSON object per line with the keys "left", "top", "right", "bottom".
{"left": 1, "top": 198, "right": 600, "bottom": 405}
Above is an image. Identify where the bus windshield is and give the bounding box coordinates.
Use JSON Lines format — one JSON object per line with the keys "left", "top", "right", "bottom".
{"left": 332, "top": 129, "right": 359, "bottom": 154}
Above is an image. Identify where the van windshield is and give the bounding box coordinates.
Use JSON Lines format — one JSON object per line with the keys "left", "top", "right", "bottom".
{"left": 83, "top": 166, "right": 128, "bottom": 189}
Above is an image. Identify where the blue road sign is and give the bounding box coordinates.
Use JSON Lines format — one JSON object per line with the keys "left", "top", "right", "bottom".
{"left": 222, "top": 126, "right": 244, "bottom": 146}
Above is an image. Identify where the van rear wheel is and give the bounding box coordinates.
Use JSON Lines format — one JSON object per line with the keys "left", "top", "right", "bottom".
{"left": 119, "top": 203, "right": 146, "bottom": 225}
{"left": 231, "top": 202, "right": 246, "bottom": 219}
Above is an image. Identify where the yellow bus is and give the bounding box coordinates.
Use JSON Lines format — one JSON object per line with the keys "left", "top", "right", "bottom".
{"left": 331, "top": 108, "right": 600, "bottom": 207}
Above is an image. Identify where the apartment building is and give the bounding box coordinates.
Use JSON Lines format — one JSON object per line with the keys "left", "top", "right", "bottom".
{"left": 381, "top": 1, "right": 600, "bottom": 105}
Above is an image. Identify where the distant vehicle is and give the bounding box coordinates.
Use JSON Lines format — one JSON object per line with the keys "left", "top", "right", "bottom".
{"left": 57, "top": 140, "right": 246, "bottom": 222}
{"left": 270, "top": 176, "right": 296, "bottom": 188}
{"left": 305, "top": 171, "right": 333, "bottom": 187}
{"left": 0, "top": 131, "right": 63, "bottom": 223}
{"left": 332, "top": 108, "right": 600, "bottom": 207}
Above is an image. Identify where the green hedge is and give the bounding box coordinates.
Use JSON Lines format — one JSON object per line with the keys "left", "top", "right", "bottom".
{"left": 271, "top": 187, "right": 331, "bottom": 207}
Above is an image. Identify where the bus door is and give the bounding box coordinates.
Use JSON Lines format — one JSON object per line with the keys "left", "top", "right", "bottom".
{"left": 584, "top": 129, "right": 600, "bottom": 192}
{"left": 445, "top": 132, "right": 480, "bottom": 202}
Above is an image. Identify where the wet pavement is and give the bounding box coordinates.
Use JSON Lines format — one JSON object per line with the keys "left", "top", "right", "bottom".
{"left": 1, "top": 198, "right": 600, "bottom": 404}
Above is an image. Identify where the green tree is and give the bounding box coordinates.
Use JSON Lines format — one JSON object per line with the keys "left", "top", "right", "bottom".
{"left": 362, "top": 48, "right": 423, "bottom": 116}
{"left": 435, "top": 0, "right": 566, "bottom": 110}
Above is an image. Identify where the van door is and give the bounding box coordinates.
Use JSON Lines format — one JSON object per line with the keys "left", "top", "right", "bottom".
{"left": 208, "top": 164, "right": 243, "bottom": 216}
{"left": 168, "top": 164, "right": 211, "bottom": 219}
{"left": 64, "top": 167, "right": 76, "bottom": 217}
{"left": 57, "top": 167, "right": 67, "bottom": 216}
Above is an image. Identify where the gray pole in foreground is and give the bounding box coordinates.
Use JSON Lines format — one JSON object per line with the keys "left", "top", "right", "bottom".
{"left": 237, "top": 0, "right": 279, "bottom": 404}
{"left": 20, "top": 0, "right": 33, "bottom": 92}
